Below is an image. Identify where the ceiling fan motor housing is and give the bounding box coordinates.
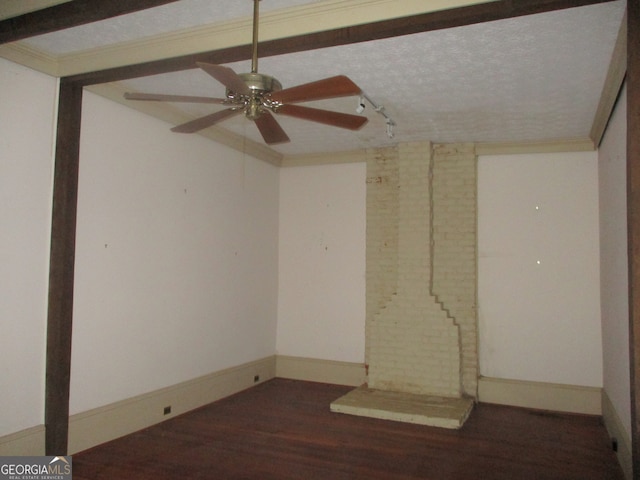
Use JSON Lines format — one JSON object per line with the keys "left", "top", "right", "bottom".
{"left": 227, "top": 73, "right": 283, "bottom": 120}
{"left": 229, "top": 72, "right": 282, "bottom": 97}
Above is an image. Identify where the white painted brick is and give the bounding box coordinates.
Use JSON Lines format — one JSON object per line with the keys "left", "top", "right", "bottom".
{"left": 366, "top": 142, "right": 478, "bottom": 399}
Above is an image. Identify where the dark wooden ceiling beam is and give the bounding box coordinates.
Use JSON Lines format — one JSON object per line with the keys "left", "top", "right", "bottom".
{"left": 0, "top": 0, "right": 181, "bottom": 45}
{"left": 64, "top": 0, "right": 616, "bottom": 87}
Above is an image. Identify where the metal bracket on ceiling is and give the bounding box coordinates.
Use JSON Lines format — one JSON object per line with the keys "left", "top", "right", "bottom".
{"left": 357, "top": 92, "right": 396, "bottom": 138}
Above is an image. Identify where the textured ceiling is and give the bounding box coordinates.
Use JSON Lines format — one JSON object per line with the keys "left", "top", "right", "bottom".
{"left": 21, "top": 0, "right": 323, "bottom": 54}
{"left": 9, "top": 0, "right": 627, "bottom": 157}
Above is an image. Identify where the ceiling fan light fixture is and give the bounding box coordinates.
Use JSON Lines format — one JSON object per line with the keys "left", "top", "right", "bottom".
{"left": 247, "top": 97, "right": 263, "bottom": 121}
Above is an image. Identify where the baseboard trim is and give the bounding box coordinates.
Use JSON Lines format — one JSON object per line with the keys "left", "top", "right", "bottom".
{"left": 3, "top": 368, "right": 606, "bottom": 456}
{"left": 601, "top": 390, "right": 633, "bottom": 479}
{"left": 275, "top": 355, "right": 366, "bottom": 387}
{"left": 478, "top": 376, "right": 601, "bottom": 415}
{"left": 66, "top": 356, "right": 276, "bottom": 454}
{"left": 0, "top": 357, "right": 277, "bottom": 456}
{"left": 0, "top": 424, "right": 45, "bottom": 456}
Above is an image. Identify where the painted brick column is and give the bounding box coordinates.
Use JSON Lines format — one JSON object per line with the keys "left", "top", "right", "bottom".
{"left": 366, "top": 147, "right": 400, "bottom": 318}
{"left": 431, "top": 143, "right": 478, "bottom": 397}
{"left": 366, "top": 142, "right": 472, "bottom": 397}
{"left": 365, "top": 142, "right": 478, "bottom": 399}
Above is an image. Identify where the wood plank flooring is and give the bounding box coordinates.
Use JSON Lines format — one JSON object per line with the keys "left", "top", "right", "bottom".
{"left": 72, "top": 378, "right": 624, "bottom": 479}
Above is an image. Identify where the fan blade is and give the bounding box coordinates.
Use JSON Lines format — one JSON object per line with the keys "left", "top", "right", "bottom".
{"left": 197, "top": 62, "right": 250, "bottom": 95}
{"left": 124, "top": 92, "right": 230, "bottom": 104}
{"left": 276, "top": 104, "right": 368, "bottom": 130}
{"left": 171, "top": 108, "right": 243, "bottom": 134}
{"left": 269, "top": 75, "right": 362, "bottom": 104}
{"left": 254, "top": 111, "right": 290, "bottom": 145}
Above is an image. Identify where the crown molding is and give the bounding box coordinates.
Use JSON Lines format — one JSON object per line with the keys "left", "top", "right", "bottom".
{"left": 281, "top": 138, "right": 597, "bottom": 167}
{"left": 590, "top": 8, "right": 627, "bottom": 147}
{"left": 475, "top": 137, "right": 595, "bottom": 156}
{"left": 0, "top": 42, "right": 59, "bottom": 75}
{"left": 281, "top": 149, "right": 368, "bottom": 167}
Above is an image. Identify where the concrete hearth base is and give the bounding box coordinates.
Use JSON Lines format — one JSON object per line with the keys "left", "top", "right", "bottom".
{"left": 330, "top": 386, "right": 474, "bottom": 429}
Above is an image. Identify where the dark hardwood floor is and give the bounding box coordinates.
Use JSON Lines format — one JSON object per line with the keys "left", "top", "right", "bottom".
{"left": 72, "top": 378, "right": 624, "bottom": 479}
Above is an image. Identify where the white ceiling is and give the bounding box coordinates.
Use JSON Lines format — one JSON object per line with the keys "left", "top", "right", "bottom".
{"left": 21, "top": 0, "right": 325, "bottom": 53}
{"left": 4, "top": 0, "right": 627, "bottom": 158}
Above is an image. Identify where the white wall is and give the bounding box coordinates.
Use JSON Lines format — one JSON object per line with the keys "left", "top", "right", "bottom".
{"left": 599, "top": 83, "right": 630, "bottom": 437}
{"left": 1, "top": 52, "right": 613, "bottom": 439}
{"left": 478, "top": 151, "right": 602, "bottom": 387}
{"left": 70, "top": 92, "right": 279, "bottom": 414}
{"left": 277, "top": 163, "right": 366, "bottom": 363}
{"left": 0, "top": 59, "right": 57, "bottom": 436}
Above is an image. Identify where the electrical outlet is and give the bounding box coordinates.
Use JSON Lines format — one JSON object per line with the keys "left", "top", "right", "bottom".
{"left": 164, "top": 406, "right": 172, "bottom": 415}
{"left": 254, "top": 375, "right": 260, "bottom": 383}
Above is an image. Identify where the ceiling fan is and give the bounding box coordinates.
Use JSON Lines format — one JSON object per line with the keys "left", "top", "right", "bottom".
{"left": 124, "top": 0, "right": 368, "bottom": 145}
